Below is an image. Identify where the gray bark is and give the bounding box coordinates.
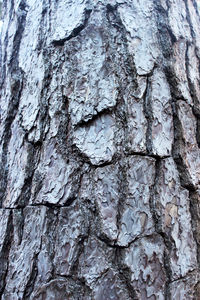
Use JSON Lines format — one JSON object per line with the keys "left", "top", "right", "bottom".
{"left": 0, "top": 0, "right": 200, "bottom": 299}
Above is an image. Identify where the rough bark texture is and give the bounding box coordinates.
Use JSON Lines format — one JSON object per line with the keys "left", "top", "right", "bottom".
{"left": 0, "top": 0, "right": 200, "bottom": 299}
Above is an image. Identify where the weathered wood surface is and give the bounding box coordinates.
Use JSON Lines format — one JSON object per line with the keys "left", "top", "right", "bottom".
{"left": 0, "top": 0, "right": 200, "bottom": 299}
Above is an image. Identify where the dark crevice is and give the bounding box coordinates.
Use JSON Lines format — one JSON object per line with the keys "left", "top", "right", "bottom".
{"left": 143, "top": 75, "right": 153, "bottom": 154}
{"left": 155, "top": 2, "right": 200, "bottom": 296}
{"left": 0, "top": 210, "right": 14, "bottom": 299}
{"left": 114, "top": 157, "right": 128, "bottom": 248}
{"left": 13, "top": 208, "right": 25, "bottom": 246}
{"left": 114, "top": 248, "right": 139, "bottom": 300}
{"left": 15, "top": 142, "right": 42, "bottom": 208}
{"left": 171, "top": 101, "right": 197, "bottom": 191}
{"left": 195, "top": 118, "right": 200, "bottom": 148}
{"left": 98, "top": 233, "right": 160, "bottom": 251}
{"left": 126, "top": 151, "right": 171, "bottom": 159}
{"left": 22, "top": 251, "right": 39, "bottom": 300}
{"left": 192, "top": 106, "right": 200, "bottom": 148}
{"left": 52, "top": 9, "right": 92, "bottom": 46}
{"left": 48, "top": 209, "right": 59, "bottom": 283}
{"left": 185, "top": 41, "right": 200, "bottom": 148}
{"left": 155, "top": 1, "right": 176, "bottom": 59}
{"left": 188, "top": 190, "right": 200, "bottom": 267}
{"left": 36, "top": 0, "right": 49, "bottom": 51}
{"left": 183, "top": 0, "right": 196, "bottom": 40}
{"left": 142, "top": 65, "right": 162, "bottom": 157}
{"left": 36, "top": 51, "right": 52, "bottom": 142}
{"left": 9, "top": 0, "right": 28, "bottom": 72}
{"left": 70, "top": 234, "right": 88, "bottom": 277}
{"left": 185, "top": 41, "right": 198, "bottom": 103}
{"left": 148, "top": 158, "right": 172, "bottom": 300}
{"left": 73, "top": 107, "right": 115, "bottom": 130}
{"left": 31, "top": 200, "right": 76, "bottom": 209}
{"left": 192, "top": 0, "right": 200, "bottom": 18}
{"left": 169, "top": 269, "right": 198, "bottom": 284}
{"left": 0, "top": 69, "right": 25, "bottom": 207}
{"left": 1, "top": 202, "right": 75, "bottom": 210}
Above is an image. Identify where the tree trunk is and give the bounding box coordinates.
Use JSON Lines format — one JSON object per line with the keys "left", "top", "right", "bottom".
{"left": 0, "top": 0, "right": 200, "bottom": 299}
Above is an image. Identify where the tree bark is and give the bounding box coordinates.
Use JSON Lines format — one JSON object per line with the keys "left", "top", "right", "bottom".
{"left": 0, "top": 0, "right": 200, "bottom": 299}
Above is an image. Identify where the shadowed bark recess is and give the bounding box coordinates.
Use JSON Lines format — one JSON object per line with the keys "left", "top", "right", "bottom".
{"left": 0, "top": 0, "right": 200, "bottom": 299}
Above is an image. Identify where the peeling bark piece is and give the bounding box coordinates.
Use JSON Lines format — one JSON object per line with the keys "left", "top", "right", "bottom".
{"left": 126, "top": 97, "right": 147, "bottom": 153}
{"left": 93, "top": 164, "right": 119, "bottom": 242}
{"left": 168, "top": 271, "right": 200, "bottom": 300}
{"left": 78, "top": 236, "right": 113, "bottom": 286}
{"left": 73, "top": 115, "right": 116, "bottom": 165}
{"left": 150, "top": 69, "right": 173, "bottom": 156}
{"left": 154, "top": 158, "right": 197, "bottom": 280}
{"left": 176, "top": 100, "right": 200, "bottom": 187}
{"left": 50, "top": 0, "right": 88, "bottom": 43}
{"left": 93, "top": 269, "right": 131, "bottom": 300}
{"left": 117, "top": 156, "right": 155, "bottom": 246}
{"left": 62, "top": 8, "right": 118, "bottom": 126}
{"left": 122, "top": 235, "right": 166, "bottom": 299}
{"left": 118, "top": 1, "right": 159, "bottom": 75}
{"left": 53, "top": 204, "right": 88, "bottom": 276}
{"left": 2, "top": 206, "right": 47, "bottom": 300}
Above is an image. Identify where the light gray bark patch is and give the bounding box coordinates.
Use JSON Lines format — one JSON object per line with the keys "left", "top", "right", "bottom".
{"left": 153, "top": 158, "right": 198, "bottom": 280}
{"left": 122, "top": 234, "right": 166, "bottom": 299}
{"left": 93, "top": 164, "right": 119, "bottom": 243}
{"left": 31, "top": 278, "right": 86, "bottom": 300}
{"left": 61, "top": 7, "right": 118, "bottom": 127}
{"left": 117, "top": 156, "right": 155, "bottom": 246}
{"left": 51, "top": 0, "right": 91, "bottom": 46}
{"left": 53, "top": 204, "right": 88, "bottom": 277}
{"left": 0, "top": 0, "right": 28, "bottom": 206}
{"left": 93, "top": 269, "right": 132, "bottom": 300}
{"left": 73, "top": 114, "right": 116, "bottom": 166}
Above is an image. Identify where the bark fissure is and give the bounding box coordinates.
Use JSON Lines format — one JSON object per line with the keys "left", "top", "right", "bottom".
{"left": 22, "top": 251, "right": 39, "bottom": 300}
{"left": 0, "top": 211, "right": 13, "bottom": 300}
